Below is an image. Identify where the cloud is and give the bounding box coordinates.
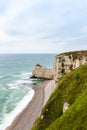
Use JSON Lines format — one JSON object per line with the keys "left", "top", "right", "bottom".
{"left": 0, "top": 30, "right": 19, "bottom": 43}
{"left": 0, "top": 0, "right": 87, "bottom": 53}
{"left": 80, "top": 25, "right": 87, "bottom": 34}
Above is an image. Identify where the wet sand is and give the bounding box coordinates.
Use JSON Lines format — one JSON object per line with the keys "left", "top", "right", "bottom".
{"left": 6, "top": 80, "right": 56, "bottom": 130}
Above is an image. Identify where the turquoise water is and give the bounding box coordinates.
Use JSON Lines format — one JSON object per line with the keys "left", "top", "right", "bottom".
{"left": 0, "top": 54, "right": 55, "bottom": 130}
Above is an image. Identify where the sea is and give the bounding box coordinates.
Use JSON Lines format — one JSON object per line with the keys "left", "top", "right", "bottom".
{"left": 0, "top": 54, "right": 55, "bottom": 130}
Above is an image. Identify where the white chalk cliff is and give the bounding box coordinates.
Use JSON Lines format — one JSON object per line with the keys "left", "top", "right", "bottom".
{"left": 32, "top": 64, "right": 54, "bottom": 80}
{"left": 54, "top": 51, "right": 87, "bottom": 81}
{"left": 32, "top": 51, "right": 87, "bottom": 82}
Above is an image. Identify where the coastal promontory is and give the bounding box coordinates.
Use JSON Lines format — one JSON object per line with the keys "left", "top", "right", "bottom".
{"left": 32, "top": 64, "right": 54, "bottom": 80}
{"left": 32, "top": 50, "right": 87, "bottom": 82}
{"left": 32, "top": 50, "right": 87, "bottom": 130}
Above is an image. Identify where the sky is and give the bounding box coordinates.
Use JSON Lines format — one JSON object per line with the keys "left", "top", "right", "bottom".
{"left": 0, "top": 0, "right": 87, "bottom": 53}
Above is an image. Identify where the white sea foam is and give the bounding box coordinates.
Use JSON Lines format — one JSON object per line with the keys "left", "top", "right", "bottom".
{"left": 20, "top": 72, "right": 32, "bottom": 79}
{"left": 8, "top": 79, "right": 32, "bottom": 89}
{"left": 0, "top": 88, "right": 34, "bottom": 130}
{"left": 9, "top": 72, "right": 32, "bottom": 80}
{"left": 15, "top": 80, "right": 32, "bottom": 84}
{"left": 0, "top": 76, "right": 5, "bottom": 79}
{"left": 0, "top": 76, "right": 3, "bottom": 79}
{"left": 13, "top": 72, "right": 32, "bottom": 79}
{"left": 0, "top": 75, "right": 12, "bottom": 80}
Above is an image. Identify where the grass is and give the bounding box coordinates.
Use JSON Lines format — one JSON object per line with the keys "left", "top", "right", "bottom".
{"left": 46, "top": 88, "right": 87, "bottom": 130}
{"left": 32, "top": 64, "right": 87, "bottom": 130}
{"left": 57, "top": 50, "right": 87, "bottom": 60}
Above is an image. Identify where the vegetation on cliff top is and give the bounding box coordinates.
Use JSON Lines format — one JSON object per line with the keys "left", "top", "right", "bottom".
{"left": 56, "top": 50, "right": 87, "bottom": 60}
{"left": 32, "top": 64, "right": 87, "bottom": 130}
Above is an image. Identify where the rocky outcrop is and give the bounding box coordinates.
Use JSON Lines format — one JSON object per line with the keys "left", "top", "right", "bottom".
{"left": 63, "top": 102, "right": 70, "bottom": 113}
{"left": 32, "top": 51, "right": 87, "bottom": 81}
{"left": 54, "top": 51, "right": 87, "bottom": 82}
{"left": 32, "top": 64, "right": 54, "bottom": 80}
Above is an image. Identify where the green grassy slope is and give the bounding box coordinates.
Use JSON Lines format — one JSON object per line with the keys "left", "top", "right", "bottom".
{"left": 32, "top": 64, "right": 87, "bottom": 130}
{"left": 46, "top": 88, "right": 87, "bottom": 130}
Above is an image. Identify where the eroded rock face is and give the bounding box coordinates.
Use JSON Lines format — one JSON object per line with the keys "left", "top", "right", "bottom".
{"left": 32, "top": 51, "right": 87, "bottom": 81}
{"left": 54, "top": 53, "right": 87, "bottom": 82}
{"left": 32, "top": 65, "right": 54, "bottom": 80}
{"left": 63, "top": 102, "right": 70, "bottom": 113}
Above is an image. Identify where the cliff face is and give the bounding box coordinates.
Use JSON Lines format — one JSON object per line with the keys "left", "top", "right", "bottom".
{"left": 32, "top": 51, "right": 87, "bottom": 82}
{"left": 32, "top": 65, "right": 54, "bottom": 80}
{"left": 32, "top": 51, "right": 87, "bottom": 130}
{"left": 32, "top": 64, "right": 87, "bottom": 130}
{"left": 54, "top": 51, "right": 87, "bottom": 81}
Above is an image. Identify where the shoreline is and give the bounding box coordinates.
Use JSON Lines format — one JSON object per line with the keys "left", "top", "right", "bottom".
{"left": 6, "top": 80, "right": 56, "bottom": 130}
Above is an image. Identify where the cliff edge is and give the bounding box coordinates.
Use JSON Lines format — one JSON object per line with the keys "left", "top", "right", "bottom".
{"left": 32, "top": 63, "right": 87, "bottom": 130}
{"left": 54, "top": 50, "right": 87, "bottom": 81}
{"left": 32, "top": 50, "right": 87, "bottom": 130}
{"left": 32, "top": 50, "right": 87, "bottom": 82}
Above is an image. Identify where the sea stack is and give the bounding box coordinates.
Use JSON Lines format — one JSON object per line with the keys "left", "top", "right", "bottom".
{"left": 32, "top": 64, "right": 54, "bottom": 80}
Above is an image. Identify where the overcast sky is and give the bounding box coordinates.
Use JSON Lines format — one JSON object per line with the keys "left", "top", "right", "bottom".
{"left": 0, "top": 0, "right": 87, "bottom": 53}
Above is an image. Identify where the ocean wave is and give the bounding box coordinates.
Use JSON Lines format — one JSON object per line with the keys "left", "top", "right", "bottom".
{"left": 0, "top": 75, "right": 14, "bottom": 81}
{"left": 12, "top": 72, "right": 32, "bottom": 79}
{"left": 0, "top": 76, "right": 3, "bottom": 79}
{"left": 19, "top": 72, "right": 32, "bottom": 79}
{"left": 0, "top": 72, "right": 32, "bottom": 80}
{"left": 0, "top": 76, "right": 7, "bottom": 80}
{"left": 7, "top": 79, "right": 33, "bottom": 89}
{"left": 0, "top": 88, "right": 34, "bottom": 130}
